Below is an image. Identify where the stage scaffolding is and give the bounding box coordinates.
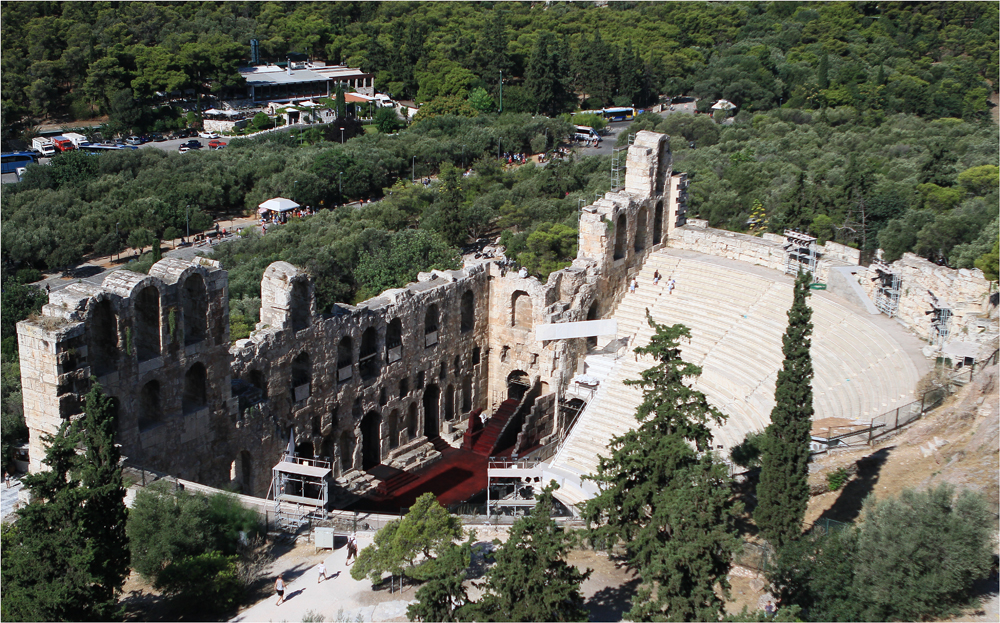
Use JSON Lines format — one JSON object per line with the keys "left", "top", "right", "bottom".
{"left": 783, "top": 230, "right": 819, "bottom": 276}
{"left": 871, "top": 260, "right": 901, "bottom": 317}
{"left": 269, "top": 453, "right": 332, "bottom": 531}
{"left": 486, "top": 458, "right": 544, "bottom": 518}
{"left": 610, "top": 133, "right": 634, "bottom": 191}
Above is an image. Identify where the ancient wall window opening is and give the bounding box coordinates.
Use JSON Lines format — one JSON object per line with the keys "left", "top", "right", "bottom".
{"left": 361, "top": 411, "right": 381, "bottom": 469}
{"left": 439, "top": 361, "right": 447, "bottom": 381}
{"left": 587, "top": 302, "right": 600, "bottom": 349}
{"left": 231, "top": 450, "right": 253, "bottom": 494}
{"left": 460, "top": 290, "right": 474, "bottom": 333}
{"left": 512, "top": 291, "right": 533, "bottom": 328}
{"left": 500, "top": 345, "right": 509, "bottom": 362}
{"left": 399, "top": 377, "right": 409, "bottom": 399}
{"left": 655, "top": 140, "right": 669, "bottom": 195}
{"left": 613, "top": 213, "right": 627, "bottom": 260}
{"left": 248, "top": 369, "right": 268, "bottom": 400}
{"left": 424, "top": 304, "right": 439, "bottom": 347}
{"left": 290, "top": 280, "right": 310, "bottom": 332}
{"left": 379, "top": 387, "right": 387, "bottom": 406}
{"left": 138, "top": 380, "right": 162, "bottom": 431}
{"left": 312, "top": 415, "right": 322, "bottom": 436}
{"left": 291, "top": 352, "right": 311, "bottom": 401}
{"left": 337, "top": 336, "right": 353, "bottom": 382}
{"left": 359, "top": 326, "right": 380, "bottom": 381}
{"left": 445, "top": 384, "right": 455, "bottom": 421}
{"left": 134, "top": 286, "right": 161, "bottom": 362}
{"left": 423, "top": 384, "right": 440, "bottom": 439}
{"left": 472, "top": 346, "right": 481, "bottom": 365}
{"left": 416, "top": 370, "right": 425, "bottom": 389}
{"left": 507, "top": 370, "right": 530, "bottom": 402}
{"left": 295, "top": 440, "right": 314, "bottom": 459}
{"left": 653, "top": 201, "right": 663, "bottom": 244}
{"left": 388, "top": 409, "right": 400, "bottom": 449}
{"left": 322, "top": 436, "right": 336, "bottom": 475}
{"left": 182, "top": 273, "right": 208, "bottom": 345}
{"left": 635, "top": 206, "right": 648, "bottom": 252}
{"left": 462, "top": 376, "right": 472, "bottom": 412}
{"left": 182, "top": 362, "right": 208, "bottom": 414}
{"left": 89, "top": 299, "right": 118, "bottom": 376}
{"left": 386, "top": 318, "right": 403, "bottom": 363}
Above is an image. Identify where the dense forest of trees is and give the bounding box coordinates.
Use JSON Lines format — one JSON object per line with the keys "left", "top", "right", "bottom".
{"left": 2, "top": 2, "right": 997, "bottom": 137}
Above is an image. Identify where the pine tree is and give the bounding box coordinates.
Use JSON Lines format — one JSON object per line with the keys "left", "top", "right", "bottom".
{"left": 471, "top": 483, "right": 590, "bottom": 622}
{"left": 406, "top": 535, "right": 474, "bottom": 622}
{"left": 335, "top": 82, "right": 347, "bottom": 120}
{"left": 755, "top": 270, "right": 814, "bottom": 550}
{"left": 817, "top": 54, "right": 830, "bottom": 90}
{"left": 583, "top": 315, "right": 742, "bottom": 622}
{"left": 1, "top": 381, "right": 129, "bottom": 621}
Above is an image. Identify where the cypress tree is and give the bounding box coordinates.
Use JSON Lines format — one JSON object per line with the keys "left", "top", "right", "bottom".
{"left": 471, "top": 483, "right": 590, "bottom": 622}
{"left": 584, "top": 314, "right": 742, "bottom": 622}
{"left": 1, "top": 381, "right": 129, "bottom": 621}
{"left": 756, "top": 270, "right": 814, "bottom": 550}
{"left": 818, "top": 54, "right": 830, "bottom": 90}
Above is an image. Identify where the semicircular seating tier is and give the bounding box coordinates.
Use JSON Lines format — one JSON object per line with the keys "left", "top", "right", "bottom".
{"left": 549, "top": 249, "right": 926, "bottom": 483}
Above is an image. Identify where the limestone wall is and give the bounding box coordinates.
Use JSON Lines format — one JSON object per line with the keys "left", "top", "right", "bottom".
{"left": 860, "top": 253, "right": 996, "bottom": 348}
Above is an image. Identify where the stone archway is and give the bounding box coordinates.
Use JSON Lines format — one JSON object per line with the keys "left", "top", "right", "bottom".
{"left": 614, "top": 213, "right": 627, "bottom": 260}
{"left": 507, "top": 370, "right": 529, "bottom": 402}
{"left": 635, "top": 205, "right": 648, "bottom": 252}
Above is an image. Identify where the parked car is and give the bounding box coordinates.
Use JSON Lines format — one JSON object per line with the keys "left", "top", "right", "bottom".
{"left": 178, "top": 145, "right": 191, "bottom": 153}
{"left": 183, "top": 139, "right": 202, "bottom": 148}
{"left": 126, "top": 136, "right": 143, "bottom": 145}
{"left": 149, "top": 133, "right": 166, "bottom": 142}
{"left": 174, "top": 129, "right": 196, "bottom": 138}
{"left": 208, "top": 140, "right": 227, "bottom": 149}
{"left": 198, "top": 131, "right": 220, "bottom": 139}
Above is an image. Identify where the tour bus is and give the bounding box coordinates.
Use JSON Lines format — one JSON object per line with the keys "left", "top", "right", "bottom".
{"left": 601, "top": 107, "right": 636, "bottom": 121}
{"left": 1, "top": 151, "right": 39, "bottom": 174}
{"left": 574, "top": 125, "right": 602, "bottom": 143}
{"left": 79, "top": 143, "right": 136, "bottom": 154}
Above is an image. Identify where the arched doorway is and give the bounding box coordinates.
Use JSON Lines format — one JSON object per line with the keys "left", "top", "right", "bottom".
{"left": 461, "top": 291, "right": 474, "bottom": 333}
{"left": 182, "top": 362, "right": 207, "bottom": 414}
{"left": 407, "top": 402, "right": 418, "bottom": 441}
{"left": 291, "top": 352, "right": 311, "bottom": 400}
{"left": 360, "top": 326, "right": 379, "bottom": 380}
{"left": 388, "top": 409, "right": 400, "bottom": 449}
{"left": 507, "top": 370, "right": 529, "bottom": 402}
{"left": 135, "top": 286, "right": 161, "bottom": 362}
{"left": 290, "top": 280, "right": 310, "bottom": 332}
{"left": 512, "top": 291, "right": 532, "bottom": 328}
{"left": 423, "top": 385, "right": 440, "bottom": 438}
{"left": 653, "top": 201, "right": 663, "bottom": 244}
{"left": 339, "top": 430, "right": 355, "bottom": 474}
{"left": 138, "top": 380, "right": 162, "bottom": 431}
{"left": 361, "top": 411, "right": 381, "bottom": 470}
{"left": 586, "top": 301, "right": 599, "bottom": 349}
{"left": 613, "top": 213, "right": 627, "bottom": 260}
{"left": 461, "top": 376, "right": 473, "bottom": 413}
{"left": 635, "top": 206, "right": 648, "bottom": 252}
{"left": 445, "top": 384, "right": 455, "bottom": 421}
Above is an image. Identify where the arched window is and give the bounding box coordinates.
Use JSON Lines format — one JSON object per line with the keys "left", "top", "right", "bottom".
{"left": 507, "top": 370, "right": 529, "bottom": 402}
{"left": 424, "top": 304, "right": 439, "bottom": 347}
{"left": 655, "top": 140, "right": 669, "bottom": 195}
{"left": 386, "top": 318, "right": 402, "bottom": 363}
{"left": 407, "top": 402, "right": 418, "bottom": 441}
{"left": 134, "top": 286, "right": 161, "bottom": 362}
{"left": 359, "top": 327, "right": 379, "bottom": 381}
{"left": 231, "top": 450, "right": 253, "bottom": 494}
{"left": 460, "top": 291, "right": 474, "bottom": 333}
{"left": 653, "top": 201, "right": 663, "bottom": 245}
{"left": 182, "top": 273, "right": 207, "bottom": 345}
{"left": 635, "top": 206, "right": 648, "bottom": 252}
{"left": 290, "top": 280, "right": 310, "bottom": 332}
{"left": 423, "top": 385, "right": 440, "bottom": 438}
{"left": 291, "top": 352, "right": 311, "bottom": 401}
{"left": 138, "top": 380, "right": 162, "bottom": 431}
{"left": 512, "top": 291, "right": 533, "bottom": 328}
{"left": 613, "top": 213, "right": 627, "bottom": 260}
{"left": 183, "top": 362, "right": 207, "bottom": 413}
{"left": 88, "top": 299, "right": 118, "bottom": 376}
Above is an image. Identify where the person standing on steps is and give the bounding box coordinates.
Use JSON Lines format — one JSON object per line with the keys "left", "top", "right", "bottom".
{"left": 653, "top": 270, "right": 661, "bottom": 285}
{"left": 275, "top": 574, "right": 285, "bottom": 605}
{"left": 667, "top": 276, "right": 676, "bottom": 295}
{"left": 629, "top": 276, "right": 638, "bottom": 294}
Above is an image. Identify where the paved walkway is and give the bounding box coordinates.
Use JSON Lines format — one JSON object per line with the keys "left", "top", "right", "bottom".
{"left": 1, "top": 475, "right": 25, "bottom": 520}
{"left": 231, "top": 532, "right": 416, "bottom": 623}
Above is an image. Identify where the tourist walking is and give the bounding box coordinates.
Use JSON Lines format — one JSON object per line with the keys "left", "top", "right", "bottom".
{"left": 653, "top": 270, "right": 661, "bottom": 285}
{"left": 667, "top": 276, "right": 676, "bottom": 294}
{"left": 275, "top": 574, "right": 285, "bottom": 605}
{"left": 346, "top": 533, "right": 358, "bottom": 564}
{"left": 629, "top": 277, "right": 638, "bottom": 294}
{"left": 317, "top": 561, "right": 327, "bottom": 583}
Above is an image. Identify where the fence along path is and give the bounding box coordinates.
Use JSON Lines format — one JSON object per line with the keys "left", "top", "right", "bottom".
{"left": 548, "top": 250, "right": 924, "bottom": 485}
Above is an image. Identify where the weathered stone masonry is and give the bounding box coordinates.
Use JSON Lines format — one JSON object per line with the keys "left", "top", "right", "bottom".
{"left": 16, "top": 131, "right": 687, "bottom": 500}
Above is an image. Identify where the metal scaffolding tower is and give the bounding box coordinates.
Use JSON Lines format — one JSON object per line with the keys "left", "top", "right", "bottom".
{"left": 871, "top": 260, "right": 901, "bottom": 317}
{"left": 783, "top": 230, "right": 820, "bottom": 276}
{"left": 610, "top": 133, "right": 634, "bottom": 191}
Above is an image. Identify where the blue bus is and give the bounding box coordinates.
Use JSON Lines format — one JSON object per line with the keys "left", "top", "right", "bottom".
{"left": 601, "top": 107, "right": 636, "bottom": 121}
{"left": 79, "top": 143, "right": 136, "bottom": 153}
{"left": 1, "top": 151, "right": 38, "bottom": 174}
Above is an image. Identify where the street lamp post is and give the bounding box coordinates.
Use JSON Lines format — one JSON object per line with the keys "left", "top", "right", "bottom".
{"left": 340, "top": 127, "right": 345, "bottom": 144}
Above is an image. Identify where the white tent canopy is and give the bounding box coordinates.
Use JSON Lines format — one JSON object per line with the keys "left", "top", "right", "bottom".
{"left": 711, "top": 99, "right": 736, "bottom": 110}
{"left": 258, "top": 197, "right": 300, "bottom": 213}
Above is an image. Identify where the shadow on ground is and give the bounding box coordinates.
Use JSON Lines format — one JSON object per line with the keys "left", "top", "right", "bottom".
{"left": 818, "top": 446, "right": 893, "bottom": 524}
{"left": 586, "top": 576, "right": 640, "bottom": 621}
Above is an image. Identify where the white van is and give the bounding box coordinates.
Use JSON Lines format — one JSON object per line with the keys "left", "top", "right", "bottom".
{"left": 574, "top": 125, "right": 601, "bottom": 143}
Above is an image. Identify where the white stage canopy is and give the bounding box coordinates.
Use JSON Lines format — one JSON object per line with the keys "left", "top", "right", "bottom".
{"left": 535, "top": 319, "right": 617, "bottom": 341}
{"left": 258, "top": 197, "right": 300, "bottom": 213}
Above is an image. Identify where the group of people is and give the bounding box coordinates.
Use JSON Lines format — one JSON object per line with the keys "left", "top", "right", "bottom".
{"left": 502, "top": 152, "right": 530, "bottom": 165}
{"left": 631, "top": 270, "right": 676, "bottom": 295}
{"left": 274, "top": 533, "right": 358, "bottom": 606}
